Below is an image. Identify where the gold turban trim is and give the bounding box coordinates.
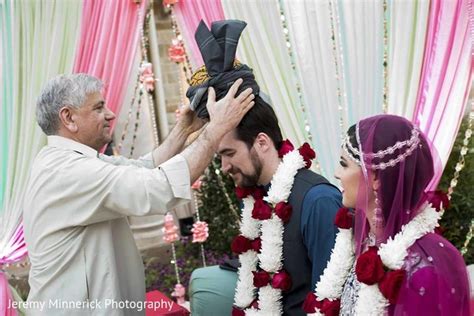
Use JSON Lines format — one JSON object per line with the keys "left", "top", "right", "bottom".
{"left": 189, "top": 60, "right": 243, "bottom": 87}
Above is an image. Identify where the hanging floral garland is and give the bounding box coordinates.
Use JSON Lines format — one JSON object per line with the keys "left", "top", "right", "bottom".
{"left": 117, "top": 2, "right": 159, "bottom": 154}
{"left": 449, "top": 109, "right": 473, "bottom": 256}
{"left": 191, "top": 185, "right": 209, "bottom": 267}
{"left": 276, "top": 1, "right": 323, "bottom": 175}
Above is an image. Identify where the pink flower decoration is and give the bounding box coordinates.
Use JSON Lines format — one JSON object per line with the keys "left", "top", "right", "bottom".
{"left": 191, "top": 179, "right": 202, "bottom": 190}
{"left": 163, "top": 0, "right": 179, "bottom": 6}
{"left": 139, "top": 62, "right": 156, "bottom": 92}
{"left": 168, "top": 39, "right": 186, "bottom": 63}
{"left": 162, "top": 213, "right": 179, "bottom": 243}
{"left": 191, "top": 221, "right": 209, "bottom": 243}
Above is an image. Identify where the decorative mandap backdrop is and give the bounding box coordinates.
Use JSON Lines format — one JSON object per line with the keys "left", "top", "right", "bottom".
{"left": 1, "top": 0, "right": 472, "bottom": 313}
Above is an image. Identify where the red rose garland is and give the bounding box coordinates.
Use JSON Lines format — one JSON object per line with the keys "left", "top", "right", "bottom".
{"left": 379, "top": 269, "right": 406, "bottom": 304}
{"left": 250, "top": 238, "right": 262, "bottom": 252}
{"left": 298, "top": 142, "right": 316, "bottom": 168}
{"left": 355, "top": 246, "right": 385, "bottom": 285}
{"left": 303, "top": 207, "right": 352, "bottom": 315}
{"left": 232, "top": 141, "right": 315, "bottom": 314}
{"left": 302, "top": 292, "right": 319, "bottom": 313}
{"left": 427, "top": 190, "right": 450, "bottom": 211}
{"left": 252, "top": 199, "right": 273, "bottom": 220}
{"left": 304, "top": 190, "right": 447, "bottom": 315}
{"left": 355, "top": 191, "right": 449, "bottom": 306}
{"left": 232, "top": 307, "right": 245, "bottom": 316}
{"left": 303, "top": 207, "right": 407, "bottom": 313}
{"left": 274, "top": 202, "right": 293, "bottom": 223}
{"left": 271, "top": 270, "right": 292, "bottom": 291}
{"left": 353, "top": 247, "right": 407, "bottom": 306}
{"left": 235, "top": 187, "right": 253, "bottom": 199}
{"left": 253, "top": 270, "right": 271, "bottom": 287}
{"left": 278, "top": 139, "right": 295, "bottom": 158}
{"left": 231, "top": 235, "right": 252, "bottom": 254}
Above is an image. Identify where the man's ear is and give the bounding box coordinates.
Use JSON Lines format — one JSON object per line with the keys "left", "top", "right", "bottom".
{"left": 58, "top": 106, "right": 78, "bottom": 133}
{"left": 254, "top": 132, "right": 272, "bottom": 153}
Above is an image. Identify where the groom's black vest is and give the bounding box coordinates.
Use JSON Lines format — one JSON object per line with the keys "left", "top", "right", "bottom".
{"left": 282, "top": 168, "right": 337, "bottom": 315}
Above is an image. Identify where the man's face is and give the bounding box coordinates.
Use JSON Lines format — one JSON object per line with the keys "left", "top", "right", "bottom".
{"left": 73, "top": 92, "right": 115, "bottom": 151}
{"left": 217, "top": 130, "right": 263, "bottom": 187}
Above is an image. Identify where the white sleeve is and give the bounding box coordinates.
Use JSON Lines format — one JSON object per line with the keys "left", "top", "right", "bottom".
{"left": 63, "top": 154, "right": 191, "bottom": 226}
{"left": 98, "top": 152, "right": 155, "bottom": 169}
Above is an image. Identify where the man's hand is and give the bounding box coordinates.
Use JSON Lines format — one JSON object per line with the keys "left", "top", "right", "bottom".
{"left": 206, "top": 78, "right": 255, "bottom": 137}
{"left": 175, "top": 104, "right": 206, "bottom": 136}
{"left": 180, "top": 78, "right": 255, "bottom": 183}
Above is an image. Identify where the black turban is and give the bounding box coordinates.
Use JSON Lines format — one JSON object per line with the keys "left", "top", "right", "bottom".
{"left": 186, "top": 20, "right": 260, "bottom": 119}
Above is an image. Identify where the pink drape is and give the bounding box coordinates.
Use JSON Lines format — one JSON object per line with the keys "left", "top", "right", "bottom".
{"left": 73, "top": 0, "right": 147, "bottom": 131}
{"left": 0, "top": 223, "right": 26, "bottom": 316}
{"left": 173, "top": 0, "right": 226, "bottom": 69}
{"left": 412, "top": 0, "right": 472, "bottom": 188}
{"left": 0, "top": 224, "right": 27, "bottom": 265}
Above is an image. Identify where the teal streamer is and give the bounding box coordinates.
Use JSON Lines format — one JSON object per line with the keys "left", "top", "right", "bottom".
{"left": 0, "top": 1, "right": 13, "bottom": 215}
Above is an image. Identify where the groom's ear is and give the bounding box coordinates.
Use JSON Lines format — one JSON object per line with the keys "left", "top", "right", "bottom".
{"left": 254, "top": 132, "right": 272, "bottom": 153}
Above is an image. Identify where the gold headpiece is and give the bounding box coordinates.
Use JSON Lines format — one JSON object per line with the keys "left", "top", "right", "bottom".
{"left": 189, "top": 60, "right": 243, "bottom": 87}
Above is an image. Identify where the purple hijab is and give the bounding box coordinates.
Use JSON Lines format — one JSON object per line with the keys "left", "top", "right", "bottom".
{"left": 348, "top": 114, "right": 470, "bottom": 315}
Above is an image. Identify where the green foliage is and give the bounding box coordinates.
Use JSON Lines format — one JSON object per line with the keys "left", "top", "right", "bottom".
{"left": 195, "top": 157, "right": 240, "bottom": 255}
{"left": 438, "top": 115, "right": 474, "bottom": 264}
{"left": 145, "top": 157, "right": 238, "bottom": 297}
{"left": 145, "top": 237, "right": 230, "bottom": 298}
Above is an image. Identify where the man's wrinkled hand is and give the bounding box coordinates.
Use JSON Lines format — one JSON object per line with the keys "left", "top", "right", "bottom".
{"left": 206, "top": 78, "right": 255, "bottom": 136}
{"left": 176, "top": 104, "right": 206, "bottom": 135}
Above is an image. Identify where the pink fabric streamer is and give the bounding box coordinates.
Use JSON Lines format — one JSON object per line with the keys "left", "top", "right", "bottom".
{"left": 73, "top": 0, "right": 147, "bottom": 131}
{"left": 412, "top": 0, "right": 472, "bottom": 188}
{"left": 173, "top": 0, "right": 226, "bottom": 68}
{"left": 0, "top": 223, "right": 26, "bottom": 316}
{"left": 0, "top": 223, "right": 27, "bottom": 265}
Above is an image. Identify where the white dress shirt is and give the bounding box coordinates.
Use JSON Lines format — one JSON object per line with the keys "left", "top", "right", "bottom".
{"left": 22, "top": 136, "right": 191, "bottom": 315}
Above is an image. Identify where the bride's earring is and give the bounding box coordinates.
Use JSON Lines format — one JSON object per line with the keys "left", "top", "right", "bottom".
{"left": 373, "top": 189, "right": 384, "bottom": 242}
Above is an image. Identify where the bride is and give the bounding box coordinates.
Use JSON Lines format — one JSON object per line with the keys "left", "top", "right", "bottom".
{"left": 304, "top": 114, "right": 470, "bottom": 315}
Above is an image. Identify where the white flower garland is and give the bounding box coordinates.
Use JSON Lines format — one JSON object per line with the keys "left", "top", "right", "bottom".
{"left": 234, "top": 149, "right": 306, "bottom": 315}
{"left": 234, "top": 197, "right": 260, "bottom": 307}
{"left": 315, "top": 229, "right": 355, "bottom": 300}
{"left": 309, "top": 205, "right": 442, "bottom": 315}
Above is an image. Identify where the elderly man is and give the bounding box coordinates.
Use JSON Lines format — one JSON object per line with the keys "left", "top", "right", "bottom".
{"left": 22, "top": 73, "right": 254, "bottom": 315}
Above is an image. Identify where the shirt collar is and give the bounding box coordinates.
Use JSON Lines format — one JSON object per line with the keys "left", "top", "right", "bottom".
{"left": 47, "top": 135, "right": 98, "bottom": 158}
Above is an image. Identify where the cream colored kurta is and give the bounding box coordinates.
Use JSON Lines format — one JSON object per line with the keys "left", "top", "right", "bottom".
{"left": 22, "top": 136, "right": 191, "bottom": 315}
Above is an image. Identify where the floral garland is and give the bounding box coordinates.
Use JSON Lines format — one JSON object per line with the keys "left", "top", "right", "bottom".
{"left": 303, "top": 193, "right": 447, "bottom": 316}
{"left": 231, "top": 140, "right": 316, "bottom": 316}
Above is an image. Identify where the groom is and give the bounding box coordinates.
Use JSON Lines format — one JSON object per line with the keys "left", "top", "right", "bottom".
{"left": 187, "top": 19, "right": 342, "bottom": 315}
{"left": 219, "top": 97, "right": 341, "bottom": 315}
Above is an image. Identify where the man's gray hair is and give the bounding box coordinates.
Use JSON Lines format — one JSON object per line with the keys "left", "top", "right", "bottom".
{"left": 36, "top": 73, "right": 104, "bottom": 135}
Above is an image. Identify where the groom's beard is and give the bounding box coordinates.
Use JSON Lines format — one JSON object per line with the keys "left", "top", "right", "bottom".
{"left": 231, "top": 150, "right": 263, "bottom": 188}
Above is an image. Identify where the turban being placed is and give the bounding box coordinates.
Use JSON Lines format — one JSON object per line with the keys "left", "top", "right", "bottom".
{"left": 186, "top": 19, "right": 260, "bottom": 119}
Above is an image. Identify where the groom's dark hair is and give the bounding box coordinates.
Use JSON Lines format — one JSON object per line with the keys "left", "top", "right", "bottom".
{"left": 235, "top": 95, "right": 283, "bottom": 150}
